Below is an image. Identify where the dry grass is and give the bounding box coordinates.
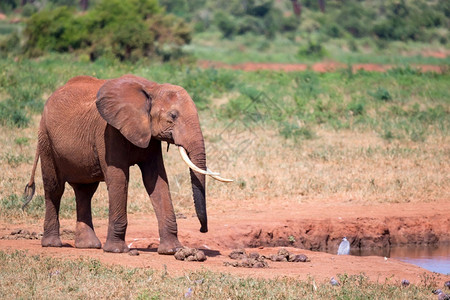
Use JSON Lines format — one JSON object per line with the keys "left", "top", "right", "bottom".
{"left": 0, "top": 250, "right": 439, "bottom": 299}
{"left": 1, "top": 111, "right": 448, "bottom": 222}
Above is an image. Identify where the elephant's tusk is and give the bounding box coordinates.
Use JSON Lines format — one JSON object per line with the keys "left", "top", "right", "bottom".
{"left": 206, "top": 168, "right": 234, "bottom": 182}
{"left": 178, "top": 147, "right": 220, "bottom": 176}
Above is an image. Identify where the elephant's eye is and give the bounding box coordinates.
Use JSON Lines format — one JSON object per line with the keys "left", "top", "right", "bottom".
{"left": 168, "top": 110, "right": 178, "bottom": 121}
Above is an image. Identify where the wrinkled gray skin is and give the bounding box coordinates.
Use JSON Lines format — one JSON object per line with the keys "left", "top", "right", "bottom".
{"left": 25, "top": 75, "right": 207, "bottom": 254}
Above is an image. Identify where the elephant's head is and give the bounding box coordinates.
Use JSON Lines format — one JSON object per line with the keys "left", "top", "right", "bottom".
{"left": 95, "top": 74, "right": 231, "bottom": 233}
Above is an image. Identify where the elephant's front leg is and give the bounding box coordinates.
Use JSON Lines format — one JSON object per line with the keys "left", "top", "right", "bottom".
{"left": 103, "top": 166, "right": 130, "bottom": 253}
{"left": 140, "top": 148, "right": 182, "bottom": 255}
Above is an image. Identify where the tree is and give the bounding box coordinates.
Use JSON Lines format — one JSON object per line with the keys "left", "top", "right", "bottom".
{"left": 80, "top": 0, "right": 88, "bottom": 11}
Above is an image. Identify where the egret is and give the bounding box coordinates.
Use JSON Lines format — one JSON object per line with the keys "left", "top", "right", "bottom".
{"left": 337, "top": 237, "right": 350, "bottom": 255}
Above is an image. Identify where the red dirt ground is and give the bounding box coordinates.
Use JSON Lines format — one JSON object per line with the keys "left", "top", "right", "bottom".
{"left": 198, "top": 60, "right": 446, "bottom": 73}
{"left": 1, "top": 201, "right": 449, "bottom": 285}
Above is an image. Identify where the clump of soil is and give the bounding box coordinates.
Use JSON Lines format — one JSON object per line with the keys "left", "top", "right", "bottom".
{"left": 225, "top": 249, "right": 268, "bottom": 268}
{"left": 128, "top": 249, "right": 139, "bottom": 256}
{"left": 224, "top": 248, "right": 310, "bottom": 268}
{"left": 267, "top": 248, "right": 310, "bottom": 262}
{"left": 1, "top": 229, "right": 42, "bottom": 240}
{"left": 174, "top": 247, "right": 207, "bottom": 262}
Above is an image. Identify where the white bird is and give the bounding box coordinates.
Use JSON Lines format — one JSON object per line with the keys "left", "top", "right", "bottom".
{"left": 337, "top": 237, "right": 350, "bottom": 255}
{"left": 330, "top": 277, "right": 340, "bottom": 286}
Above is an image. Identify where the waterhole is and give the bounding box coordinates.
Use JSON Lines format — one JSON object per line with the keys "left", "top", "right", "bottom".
{"left": 341, "top": 244, "right": 450, "bottom": 275}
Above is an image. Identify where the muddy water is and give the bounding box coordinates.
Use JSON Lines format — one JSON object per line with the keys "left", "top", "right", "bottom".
{"left": 347, "top": 244, "right": 450, "bottom": 275}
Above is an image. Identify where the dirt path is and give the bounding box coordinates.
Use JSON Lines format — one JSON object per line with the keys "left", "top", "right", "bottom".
{"left": 198, "top": 60, "right": 446, "bottom": 73}
{"left": 1, "top": 201, "right": 449, "bottom": 285}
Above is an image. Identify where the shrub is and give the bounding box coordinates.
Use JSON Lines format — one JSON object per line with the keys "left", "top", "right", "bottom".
{"left": 18, "top": 0, "right": 191, "bottom": 61}
{"left": 347, "top": 100, "right": 365, "bottom": 116}
{"left": 370, "top": 87, "right": 392, "bottom": 102}
{"left": 279, "top": 121, "right": 314, "bottom": 141}
{"left": 214, "top": 11, "right": 236, "bottom": 39}
{"left": 298, "top": 39, "right": 327, "bottom": 59}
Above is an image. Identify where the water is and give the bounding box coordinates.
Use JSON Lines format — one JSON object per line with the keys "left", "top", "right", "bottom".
{"left": 348, "top": 244, "right": 450, "bottom": 275}
{"left": 389, "top": 245, "right": 450, "bottom": 275}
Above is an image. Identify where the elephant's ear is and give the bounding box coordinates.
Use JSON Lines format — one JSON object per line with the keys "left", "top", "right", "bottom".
{"left": 96, "top": 75, "right": 156, "bottom": 148}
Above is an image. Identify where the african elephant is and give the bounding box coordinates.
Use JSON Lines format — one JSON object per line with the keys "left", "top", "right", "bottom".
{"left": 23, "top": 74, "right": 231, "bottom": 254}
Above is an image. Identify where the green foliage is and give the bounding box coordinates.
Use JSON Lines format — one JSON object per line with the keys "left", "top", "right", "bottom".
{"left": 298, "top": 39, "right": 327, "bottom": 59}
{"left": 214, "top": 11, "right": 236, "bottom": 39}
{"left": 0, "top": 0, "right": 18, "bottom": 13}
{"left": 24, "top": 7, "right": 87, "bottom": 55}
{"left": 347, "top": 100, "right": 365, "bottom": 116}
{"left": 369, "top": 87, "right": 392, "bottom": 102}
{"left": 21, "top": 3, "right": 38, "bottom": 17}
{"left": 373, "top": 0, "right": 447, "bottom": 42}
{"left": 279, "top": 121, "right": 315, "bottom": 141}
{"left": 0, "top": 98, "right": 30, "bottom": 127}
{"left": 210, "top": 0, "right": 450, "bottom": 45}
{"left": 212, "top": 1, "right": 286, "bottom": 39}
{"left": 0, "top": 194, "right": 44, "bottom": 218}
{"left": 13, "top": 0, "right": 191, "bottom": 61}
{"left": 182, "top": 68, "right": 236, "bottom": 110}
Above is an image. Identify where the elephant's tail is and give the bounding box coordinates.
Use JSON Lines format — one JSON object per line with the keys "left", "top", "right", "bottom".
{"left": 22, "top": 147, "right": 39, "bottom": 210}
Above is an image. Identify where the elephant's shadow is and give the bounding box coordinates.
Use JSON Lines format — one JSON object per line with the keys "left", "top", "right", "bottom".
{"left": 136, "top": 247, "right": 222, "bottom": 257}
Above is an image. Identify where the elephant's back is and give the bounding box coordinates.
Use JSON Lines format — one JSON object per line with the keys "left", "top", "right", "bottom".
{"left": 43, "top": 76, "right": 105, "bottom": 121}
{"left": 47, "top": 76, "right": 106, "bottom": 108}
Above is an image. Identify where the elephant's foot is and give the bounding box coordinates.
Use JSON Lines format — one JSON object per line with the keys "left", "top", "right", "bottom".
{"left": 103, "top": 240, "right": 129, "bottom": 253}
{"left": 41, "top": 234, "right": 62, "bottom": 247}
{"left": 75, "top": 222, "right": 101, "bottom": 249}
{"left": 157, "top": 238, "right": 182, "bottom": 255}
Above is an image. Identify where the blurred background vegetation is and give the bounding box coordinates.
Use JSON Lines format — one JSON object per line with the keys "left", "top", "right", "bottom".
{"left": 0, "top": 0, "right": 449, "bottom": 62}
{"left": 0, "top": 0, "right": 448, "bottom": 140}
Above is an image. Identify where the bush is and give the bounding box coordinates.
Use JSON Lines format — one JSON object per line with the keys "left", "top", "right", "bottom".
{"left": 17, "top": 0, "right": 191, "bottom": 61}
{"left": 214, "top": 11, "right": 236, "bottom": 39}
{"left": 372, "top": 0, "right": 446, "bottom": 42}
{"left": 298, "top": 39, "right": 327, "bottom": 59}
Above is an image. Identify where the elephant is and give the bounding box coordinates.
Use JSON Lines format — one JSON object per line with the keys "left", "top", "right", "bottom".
{"left": 23, "top": 74, "right": 231, "bottom": 254}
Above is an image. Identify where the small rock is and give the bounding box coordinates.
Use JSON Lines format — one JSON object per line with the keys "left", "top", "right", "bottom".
{"left": 248, "top": 252, "right": 260, "bottom": 259}
{"left": 175, "top": 250, "right": 186, "bottom": 261}
{"left": 229, "top": 249, "right": 247, "bottom": 260}
{"left": 11, "top": 229, "right": 21, "bottom": 235}
{"left": 401, "top": 279, "right": 410, "bottom": 287}
{"left": 186, "top": 256, "right": 196, "bottom": 262}
{"left": 174, "top": 247, "right": 206, "bottom": 262}
{"left": 252, "top": 260, "right": 268, "bottom": 268}
{"left": 128, "top": 249, "right": 139, "bottom": 256}
{"left": 278, "top": 248, "right": 290, "bottom": 257}
{"left": 270, "top": 254, "right": 287, "bottom": 262}
{"left": 194, "top": 251, "right": 206, "bottom": 262}
{"left": 291, "top": 254, "right": 310, "bottom": 262}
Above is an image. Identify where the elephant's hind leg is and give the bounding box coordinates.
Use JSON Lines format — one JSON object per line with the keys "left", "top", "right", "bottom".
{"left": 71, "top": 182, "right": 102, "bottom": 249}
{"left": 41, "top": 162, "right": 65, "bottom": 247}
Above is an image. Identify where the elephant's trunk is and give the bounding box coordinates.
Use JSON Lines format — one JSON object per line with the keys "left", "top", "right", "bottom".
{"left": 186, "top": 139, "right": 208, "bottom": 233}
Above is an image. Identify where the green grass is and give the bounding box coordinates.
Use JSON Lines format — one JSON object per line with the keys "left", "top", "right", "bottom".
{"left": 186, "top": 31, "right": 450, "bottom": 65}
{"left": 0, "top": 250, "right": 440, "bottom": 299}
{"left": 0, "top": 54, "right": 448, "bottom": 141}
